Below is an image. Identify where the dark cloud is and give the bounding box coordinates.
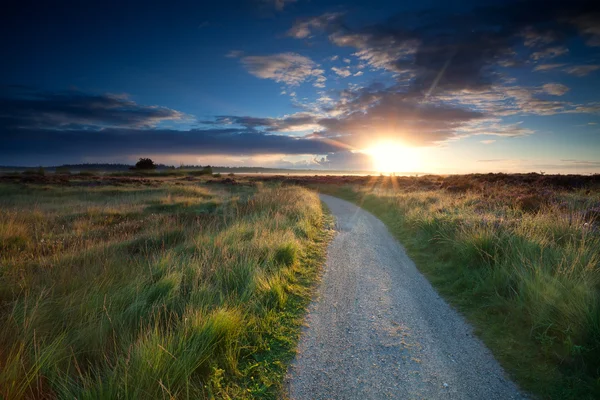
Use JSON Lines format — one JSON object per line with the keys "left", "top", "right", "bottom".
{"left": 0, "top": 88, "right": 343, "bottom": 165}
{"left": 205, "top": 112, "right": 319, "bottom": 132}
{"left": 314, "top": 89, "right": 488, "bottom": 147}
{"left": 0, "top": 126, "right": 343, "bottom": 165}
{"left": 0, "top": 87, "right": 186, "bottom": 130}
{"left": 290, "top": 1, "right": 600, "bottom": 93}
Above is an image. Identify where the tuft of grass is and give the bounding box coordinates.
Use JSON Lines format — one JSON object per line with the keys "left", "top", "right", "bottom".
{"left": 274, "top": 242, "right": 298, "bottom": 267}
{"left": 0, "top": 181, "right": 331, "bottom": 399}
{"left": 316, "top": 181, "right": 600, "bottom": 400}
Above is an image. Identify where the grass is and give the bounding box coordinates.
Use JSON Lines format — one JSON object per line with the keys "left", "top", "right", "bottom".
{"left": 315, "top": 178, "right": 600, "bottom": 399}
{"left": 0, "top": 179, "right": 331, "bottom": 399}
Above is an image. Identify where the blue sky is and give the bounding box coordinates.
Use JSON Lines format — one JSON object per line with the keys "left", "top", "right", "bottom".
{"left": 1, "top": 0, "right": 599, "bottom": 173}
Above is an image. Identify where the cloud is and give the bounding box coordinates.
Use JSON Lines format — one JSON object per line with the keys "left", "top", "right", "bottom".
{"left": 563, "top": 64, "right": 600, "bottom": 76}
{"left": 572, "top": 12, "right": 600, "bottom": 46}
{"left": 0, "top": 87, "right": 186, "bottom": 130}
{"left": 480, "top": 139, "right": 496, "bottom": 144}
{"left": 313, "top": 90, "right": 493, "bottom": 147}
{"left": 207, "top": 112, "right": 321, "bottom": 132}
{"left": 287, "top": 13, "right": 343, "bottom": 39}
{"left": 263, "top": 0, "right": 296, "bottom": 11}
{"left": 542, "top": 83, "right": 570, "bottom": 96}
{"left": 0, "top": 126, "right": 345, "bottom": 165}
{"left": 329, "top": 31, "right": 419, "bottom": 74}
{"left": 240, "top": 52, "right": 325, "bottom": 86}
{"left": 226, "top": 50, "right": 244, "bottom": 58}
{"left": 521, "top": 27, "right": 557, "bottom": 47}
{"left": 331, "top": 66, "right": 352, "bottom": 78}
{"left": 533, "top": 63, "right": 567, "bottom": 71}
{"left": 319, "top": 151, "right": 373, "bottom": 170}
{"left": 206, "top": 84, "right": 541, "bottom": 148}
{"left": 0, "top": 88, "right": 347, "bottom": 166}
{"left": 530, "top": 46, "right": 569, "bottom": 60}
{"left": 289, "top": 1, "right": 600, "bottom": 94}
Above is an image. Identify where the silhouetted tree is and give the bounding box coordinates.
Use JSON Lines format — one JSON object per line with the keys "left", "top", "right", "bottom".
{"left": 135, "top": 158, "right": 157, "bottom": 170}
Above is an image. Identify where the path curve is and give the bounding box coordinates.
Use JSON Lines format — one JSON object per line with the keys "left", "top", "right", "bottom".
{"left": 286, "top": 194, "right": 524, "bottom": 400}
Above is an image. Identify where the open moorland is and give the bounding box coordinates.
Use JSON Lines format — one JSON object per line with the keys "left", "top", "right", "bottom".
{"left": 1, "top": 170, "right": 599, "bottom": 399}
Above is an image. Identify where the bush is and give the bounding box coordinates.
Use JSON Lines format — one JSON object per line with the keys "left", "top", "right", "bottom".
{"left": 135, "top": 158, "right": 157, "bottom": 170}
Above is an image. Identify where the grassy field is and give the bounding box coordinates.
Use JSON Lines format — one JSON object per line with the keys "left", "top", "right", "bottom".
{"left": 314, "top": 175, "right": 600, "bottom": 399}
{"left": 0, "top": 178, "right": 330, "bottom": 399}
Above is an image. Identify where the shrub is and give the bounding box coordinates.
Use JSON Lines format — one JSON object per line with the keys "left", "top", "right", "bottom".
{"left": 135, "top": 158, "right": 157, "bottom": 170}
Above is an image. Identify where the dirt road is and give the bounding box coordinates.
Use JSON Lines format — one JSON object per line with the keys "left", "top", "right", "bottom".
{"left": 286, "top": 194, "right": 523, "bottom": 400}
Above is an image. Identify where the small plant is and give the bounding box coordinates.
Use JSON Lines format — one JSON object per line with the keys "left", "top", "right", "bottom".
{"left": 213, "top": 173, "right": 222, "bottom": 178}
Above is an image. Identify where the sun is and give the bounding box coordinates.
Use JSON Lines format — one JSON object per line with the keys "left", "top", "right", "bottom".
{"left": 366, "top": 142, "right": 421, "bottom": 173}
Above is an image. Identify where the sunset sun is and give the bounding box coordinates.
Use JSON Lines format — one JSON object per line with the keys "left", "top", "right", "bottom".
{"left": 366, "top": 142, "right": 421, "bottom": 173}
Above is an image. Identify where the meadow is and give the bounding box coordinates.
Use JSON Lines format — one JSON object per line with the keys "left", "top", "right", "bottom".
{"left": 0, "top": 176, "right": 330, "bottom": 399}
{"left": 2, "top": 170, "right": 599, "bottom": 399}
{"left": 312, "top": 174, "right": 600, "bottom": 399}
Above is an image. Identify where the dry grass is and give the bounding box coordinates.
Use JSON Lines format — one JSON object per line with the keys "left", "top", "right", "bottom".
{"left": 0, "top": 180, "right": 329, "bottom": 399}
{"left": 315, "top": 176, "right": 600, "bottom": 399}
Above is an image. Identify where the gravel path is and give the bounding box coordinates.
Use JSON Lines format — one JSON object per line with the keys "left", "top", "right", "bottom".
{"left": 286, "top": 194, "right": 524, "bottom": 400}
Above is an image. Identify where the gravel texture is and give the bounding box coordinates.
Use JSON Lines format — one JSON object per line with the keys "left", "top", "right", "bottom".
{"left": 286, "top": 194, "right": 524, "bottom": 400}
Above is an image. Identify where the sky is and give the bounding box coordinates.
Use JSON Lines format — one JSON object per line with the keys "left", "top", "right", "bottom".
{"left": 1, "top": 0, "right": 600, "bottom": 173}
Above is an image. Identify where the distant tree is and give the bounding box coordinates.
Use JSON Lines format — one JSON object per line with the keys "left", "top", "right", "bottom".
{"left": 135, "top": 158, "right": 157, "bottom": 170}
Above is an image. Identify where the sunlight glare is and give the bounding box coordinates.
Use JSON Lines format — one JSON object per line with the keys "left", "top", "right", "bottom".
{"left": 366, "top": 142, "right": 421, "bottom": 173}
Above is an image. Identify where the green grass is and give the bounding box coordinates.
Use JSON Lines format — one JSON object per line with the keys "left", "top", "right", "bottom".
{"left": 315, "top": 181, "right": 600, "bottom": 399}
{"left": 0, "top": 181, "right": 331, "bottom": 399}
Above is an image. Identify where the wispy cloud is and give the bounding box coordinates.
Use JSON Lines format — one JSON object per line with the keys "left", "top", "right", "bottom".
{"left": 530, "top": 46, "right": 569, "bottom": 60}
{"left": 533, "top": 63, "right": 567, "bottom": 71}
{"left": 240, "top": 52, "right": 325, "bottom": 87}
{"left": 542, "top": 83, "right": 570, "bottom": 96}
{"left": 563, "top": 64, "right": 600, "bottom": 76}
{"left": 331, "top": 66, "right": 351, "bottom": 77}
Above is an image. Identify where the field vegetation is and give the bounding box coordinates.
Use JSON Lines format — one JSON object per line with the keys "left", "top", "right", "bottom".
{"left": 311, "top": 174, "right": 600, "bottom": 399}
{"left": 0, "top": 177, "right": 330, "bottom": 399}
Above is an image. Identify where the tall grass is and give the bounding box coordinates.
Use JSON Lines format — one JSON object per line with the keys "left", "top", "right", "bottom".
{"left": 0, "top": 181, "right": 329, "bottom": 399}
{"left": 317, "top": 181, "right": 600, "bottom": 399}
